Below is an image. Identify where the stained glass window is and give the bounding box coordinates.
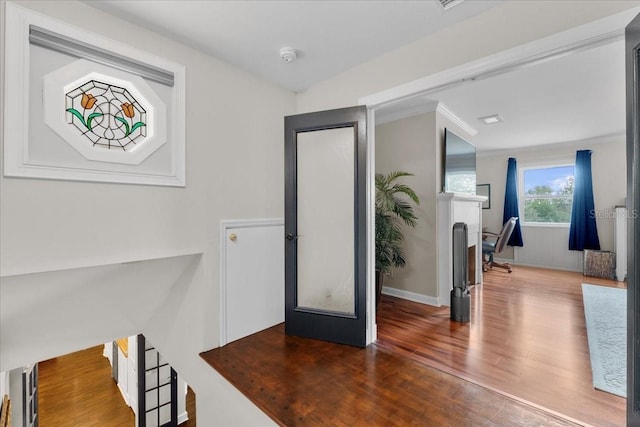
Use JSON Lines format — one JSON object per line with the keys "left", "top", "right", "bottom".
{"left": 65, "top": 80, "right": 147, "bottom": 151}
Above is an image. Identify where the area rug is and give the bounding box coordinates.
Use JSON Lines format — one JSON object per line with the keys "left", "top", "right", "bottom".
{"left": 582, "top": 283, "right": 626, "bottom": 398}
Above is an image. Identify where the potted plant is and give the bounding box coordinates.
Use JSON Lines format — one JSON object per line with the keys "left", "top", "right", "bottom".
{"left": 375, "top": 171, "right": 420, "bottom": 309}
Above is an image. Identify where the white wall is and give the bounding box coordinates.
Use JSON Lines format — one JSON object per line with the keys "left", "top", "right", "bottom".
{"left": 0, "top": 370, "right": 7, "bottom": 402}
{"left": 375, "top": 107, "right": 474, "bottom": 300}
{"left": 376, "top": 113, "right": 436, "bottom": 296}
{"left": 476, "top": 135, "right": 626, "bottom": 270}
{"left": 1, "top": 0, "right": 295, "bottom": 277}
{"left": 0, "top": 1, "right": 294, "bottom": 425}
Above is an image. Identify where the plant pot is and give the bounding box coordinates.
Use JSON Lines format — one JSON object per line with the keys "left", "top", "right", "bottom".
{"left": 375, "top": 270, "right": 384, "bottom": 310}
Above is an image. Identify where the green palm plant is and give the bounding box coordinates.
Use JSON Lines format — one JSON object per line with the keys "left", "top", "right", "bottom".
{"left": 375, "top": 171, "right": 420, "bottom": 309}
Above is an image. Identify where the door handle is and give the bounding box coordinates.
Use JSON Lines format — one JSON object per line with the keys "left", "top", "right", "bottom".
{"left": 286, "top": 234, "right": 298, "bottom": 241}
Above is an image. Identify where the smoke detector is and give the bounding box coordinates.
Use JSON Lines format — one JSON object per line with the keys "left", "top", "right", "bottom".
{"left": 280, "top": 47, "right": 297, "bottom": 63}
{"left": 438, "top": 0, "right": 464, "bottom": 11}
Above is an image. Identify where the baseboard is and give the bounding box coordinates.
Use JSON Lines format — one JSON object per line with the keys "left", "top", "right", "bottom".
{"left": 178, "top": 411, "right": 189, "bottom": 425}
{"left": 492, "top": 257, "right": 514, "bottom": 264}
{"left": 381, "top": 286, "right": 439, "bottom": 306}
{"left": 492, "top": 257, "right": 582, "bottom": 273}
{"left": 511, "top": 260, "right": 581, "bottom": 272}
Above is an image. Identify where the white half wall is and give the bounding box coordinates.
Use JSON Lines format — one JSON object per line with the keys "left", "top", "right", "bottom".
{"left": 0, "top": 254, "right": 276, "bottom": 426}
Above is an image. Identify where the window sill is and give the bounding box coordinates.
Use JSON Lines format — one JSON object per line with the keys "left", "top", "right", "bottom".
{"left": 522, "top": 222, "right": 570, "bottom": 228}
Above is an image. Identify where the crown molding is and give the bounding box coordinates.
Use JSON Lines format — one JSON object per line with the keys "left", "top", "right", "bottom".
{"left": 375, "top": 100, "right": 478, "bottom": 139}
{"left": 435, "top": 103, "right": 478, "bottom": 137}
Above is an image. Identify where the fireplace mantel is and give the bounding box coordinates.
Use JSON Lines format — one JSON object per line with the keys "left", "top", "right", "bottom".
{"left": 437, "top": 192, "right": 487, "bottom": 306}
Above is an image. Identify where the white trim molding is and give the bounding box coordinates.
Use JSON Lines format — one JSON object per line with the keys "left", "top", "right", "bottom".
{"left": 436, "top": 103, "right": 478, "bottom": 137}
{"left": 3, "top": 3, "right": 186, "bottom": 186}
{"left": 178, "top": 411, "right": 189, "bottom": 425}
{"left": 381, "top": 286, "right": 440, "bottom": 307}
{"left": 375, "top": 101, "right": 477, "bottom": 137}
{"left": 366, "top": 107, "right": 377, "bottom": 345}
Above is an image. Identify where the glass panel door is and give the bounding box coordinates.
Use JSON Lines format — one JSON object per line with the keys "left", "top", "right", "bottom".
{"left": 296, "top": 127, "right": 355, "bottom": 315}
{"left": 284, "top": 106, "right": 367, "bottom": 347}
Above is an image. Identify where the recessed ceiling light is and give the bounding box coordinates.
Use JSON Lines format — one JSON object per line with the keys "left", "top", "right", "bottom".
{"left": 478, "top": 114, "right": 503, "bottom": 125}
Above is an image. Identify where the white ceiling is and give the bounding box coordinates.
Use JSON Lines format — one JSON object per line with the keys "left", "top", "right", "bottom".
{"left": 87, "top": 0, "right": 501, "bottom": 92}
{"left": 88, "top": 1, "right": 625, "bottom": 152}
{"left": 378, "top": 38, "right": 626, "bottom": 151}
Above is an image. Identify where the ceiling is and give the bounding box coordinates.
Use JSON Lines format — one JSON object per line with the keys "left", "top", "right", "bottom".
{"left": 87, "top": 0, "right": 501, "bottom": 92}
{"left": 377, "top": 38, "right": 626, "bottom": 152}
{"left": 88, "top": 1, "right": 625, "bottom": 152}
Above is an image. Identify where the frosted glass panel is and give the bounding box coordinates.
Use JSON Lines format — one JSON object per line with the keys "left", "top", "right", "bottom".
{"left": 159, "top": 384, "right": 171, "bottom": 405}
{"left": 146, "top": 390, "right": 158, "bottom": 408}
{"left": 146, "top": 410, "right": 158, "bottom": 427}
{"left": 146, "top": 369, "right": 158, "bottom": 389}
{"left": 160, "top": 404, "right": 171, "bottom": 424}
{"left": 145, "top": 349, "right": 158, "bottom": 368}
{"left": 296, "top": 127, "right": 355, "bottom": 314}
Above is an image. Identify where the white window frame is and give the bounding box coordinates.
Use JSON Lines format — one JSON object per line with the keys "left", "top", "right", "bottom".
{"left": 518, "top": 162, "right": 575, "bottom": 227}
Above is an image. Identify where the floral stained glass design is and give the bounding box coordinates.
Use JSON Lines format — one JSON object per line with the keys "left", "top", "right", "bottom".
{"left": 65, "top": 80, "right": 147, "bottom": 151}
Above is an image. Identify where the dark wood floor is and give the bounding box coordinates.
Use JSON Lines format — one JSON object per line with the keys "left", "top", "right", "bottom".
{"left": 201, "top": 266, "right": 625, "bottom": 427}
{"left": 38, "top": 345, "right": 197, "bottom": 426}
{"left": 202, "top": 325, "right": 576, "bottom": 426}
{"left": 376, "top": 266, "right": 626, "bottom": 427}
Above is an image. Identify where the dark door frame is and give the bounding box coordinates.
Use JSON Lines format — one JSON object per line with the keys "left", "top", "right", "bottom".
{"left": 284, "top": 106, "right": 368, "bottom": 347}
{"left": 626, "top": 12, "right": 640, "bottom": 426}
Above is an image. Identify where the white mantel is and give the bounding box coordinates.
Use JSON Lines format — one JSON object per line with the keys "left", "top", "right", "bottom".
{"left": 437, "top": 192, "right": 486, "bottom": 306}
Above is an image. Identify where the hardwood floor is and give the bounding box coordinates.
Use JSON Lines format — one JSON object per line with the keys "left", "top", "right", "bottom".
{"left": 39, "top": 345, "right": 134, "bottom": 426}
{"left": 201, "top": 266, "right": 625, "bottom": 426}
{"left": 185, "top": 387, "right": 197, "bottom": 427}
{"left": 202, "top": 324, "right": 578, "bottom": 426}
{"left": 38, "top": 345, "right": 197, "bottom": 426}
{"left": 376, "top": 266, "right": 626, "bottom": 427}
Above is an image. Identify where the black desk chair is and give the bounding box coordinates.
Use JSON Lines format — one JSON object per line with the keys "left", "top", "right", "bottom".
{"left": 482, "top": 217, "right": 518, "bottom": 273}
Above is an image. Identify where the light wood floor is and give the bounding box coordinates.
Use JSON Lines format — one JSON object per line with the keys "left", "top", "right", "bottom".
{"left": 376, "top": 266, "right": 626, "bottom": 427}
{"left": 38, "top": 345, "right": 196, "bottom": 426}
{"left": 39, "top": 345, "right": 134, "bottom": 426}
{"left": 202, "top": 266, "right": 626, "bottom": 426}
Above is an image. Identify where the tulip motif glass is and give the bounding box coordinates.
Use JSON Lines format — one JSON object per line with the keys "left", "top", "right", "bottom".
{"left": 65, "top": 80, "right": 147, "bottom": 151}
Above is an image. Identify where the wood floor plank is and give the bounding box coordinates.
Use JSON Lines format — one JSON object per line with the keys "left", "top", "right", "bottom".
{"left": 201, "top": 266, "right": 624, "bottom": 426}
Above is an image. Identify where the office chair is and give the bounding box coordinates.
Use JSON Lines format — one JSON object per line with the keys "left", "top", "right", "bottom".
{"left": 482, "top": 217, "right": 518, "bottom": 273}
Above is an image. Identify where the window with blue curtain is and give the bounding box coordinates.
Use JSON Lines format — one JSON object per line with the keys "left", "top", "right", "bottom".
{"left": 503, "top": 157, "right": 523, "bottom": 246}
{"left": 568, "top": 150, "right": 600, "bottom": 251}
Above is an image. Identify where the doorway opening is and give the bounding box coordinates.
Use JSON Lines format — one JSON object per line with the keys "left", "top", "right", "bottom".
{"left": 367, "top": 13, "right": 628, "bottom": 427}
